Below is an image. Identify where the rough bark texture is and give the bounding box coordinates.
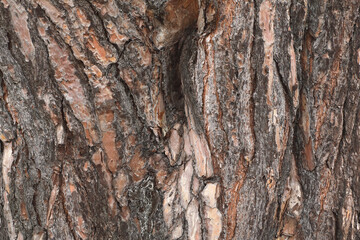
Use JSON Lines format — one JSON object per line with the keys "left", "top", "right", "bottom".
{"left": 0, "top": 0, "right": 360, "bottom": 239}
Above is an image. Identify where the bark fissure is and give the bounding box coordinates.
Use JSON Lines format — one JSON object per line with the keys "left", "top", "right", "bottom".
{"left": 1, "top": 0, "right": 360, "bottom": 239}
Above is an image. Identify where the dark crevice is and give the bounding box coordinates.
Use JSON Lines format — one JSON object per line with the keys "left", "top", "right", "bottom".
{"left": 118, "top": 73, "right": 148, "bottom": 128}
{"left": 32, "top": 178, "right": 42, "bottom": 227}
{"left": 0, "top": 140, "right": 3, "bottom": 161}
{"left": 6, "top": 32, "right": 13, "bottom": 56}
{"left": 274, "top": 59, "right": 293, "bottom": 111}
{"left": 333, "top": 210, "right": 343, "bottom": 240}
{"left": 179, "top": 30, "right": 202, "bottom": 131}
{"left": 162, "top": 41, "right": 186, "bottom": 128}
{"left": 249, "top": 5, "right": 257, "bottom": 163}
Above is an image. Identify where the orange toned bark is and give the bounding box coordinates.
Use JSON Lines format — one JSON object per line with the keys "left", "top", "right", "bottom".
{"left": 226, "top": 156, "right": 248, "bottom": 240}
{"left": 129, "top": 148, "right": 147, "bottom": 182}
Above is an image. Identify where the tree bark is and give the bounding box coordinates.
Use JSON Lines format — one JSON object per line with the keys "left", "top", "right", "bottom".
{"left": 0, "top": 0, "right": 359, "bottom": 239}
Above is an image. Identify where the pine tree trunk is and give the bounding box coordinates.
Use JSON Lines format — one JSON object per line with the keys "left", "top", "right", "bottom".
{"left": 0, "top": 0, "right": 359, "bottom": 239}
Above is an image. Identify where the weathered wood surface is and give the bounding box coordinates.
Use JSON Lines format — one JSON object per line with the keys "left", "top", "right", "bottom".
{"left": 0, "top": 0, "right": 359, "bottom": 239}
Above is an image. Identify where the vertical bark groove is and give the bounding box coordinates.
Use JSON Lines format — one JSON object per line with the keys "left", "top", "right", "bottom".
{"left": 0, "top": 0, "right": 359, "bottom": 239}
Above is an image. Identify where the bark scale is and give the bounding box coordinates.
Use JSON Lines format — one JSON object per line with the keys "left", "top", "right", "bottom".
{"left": 0, "top": 0, "right": 359, "bottom": 239}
